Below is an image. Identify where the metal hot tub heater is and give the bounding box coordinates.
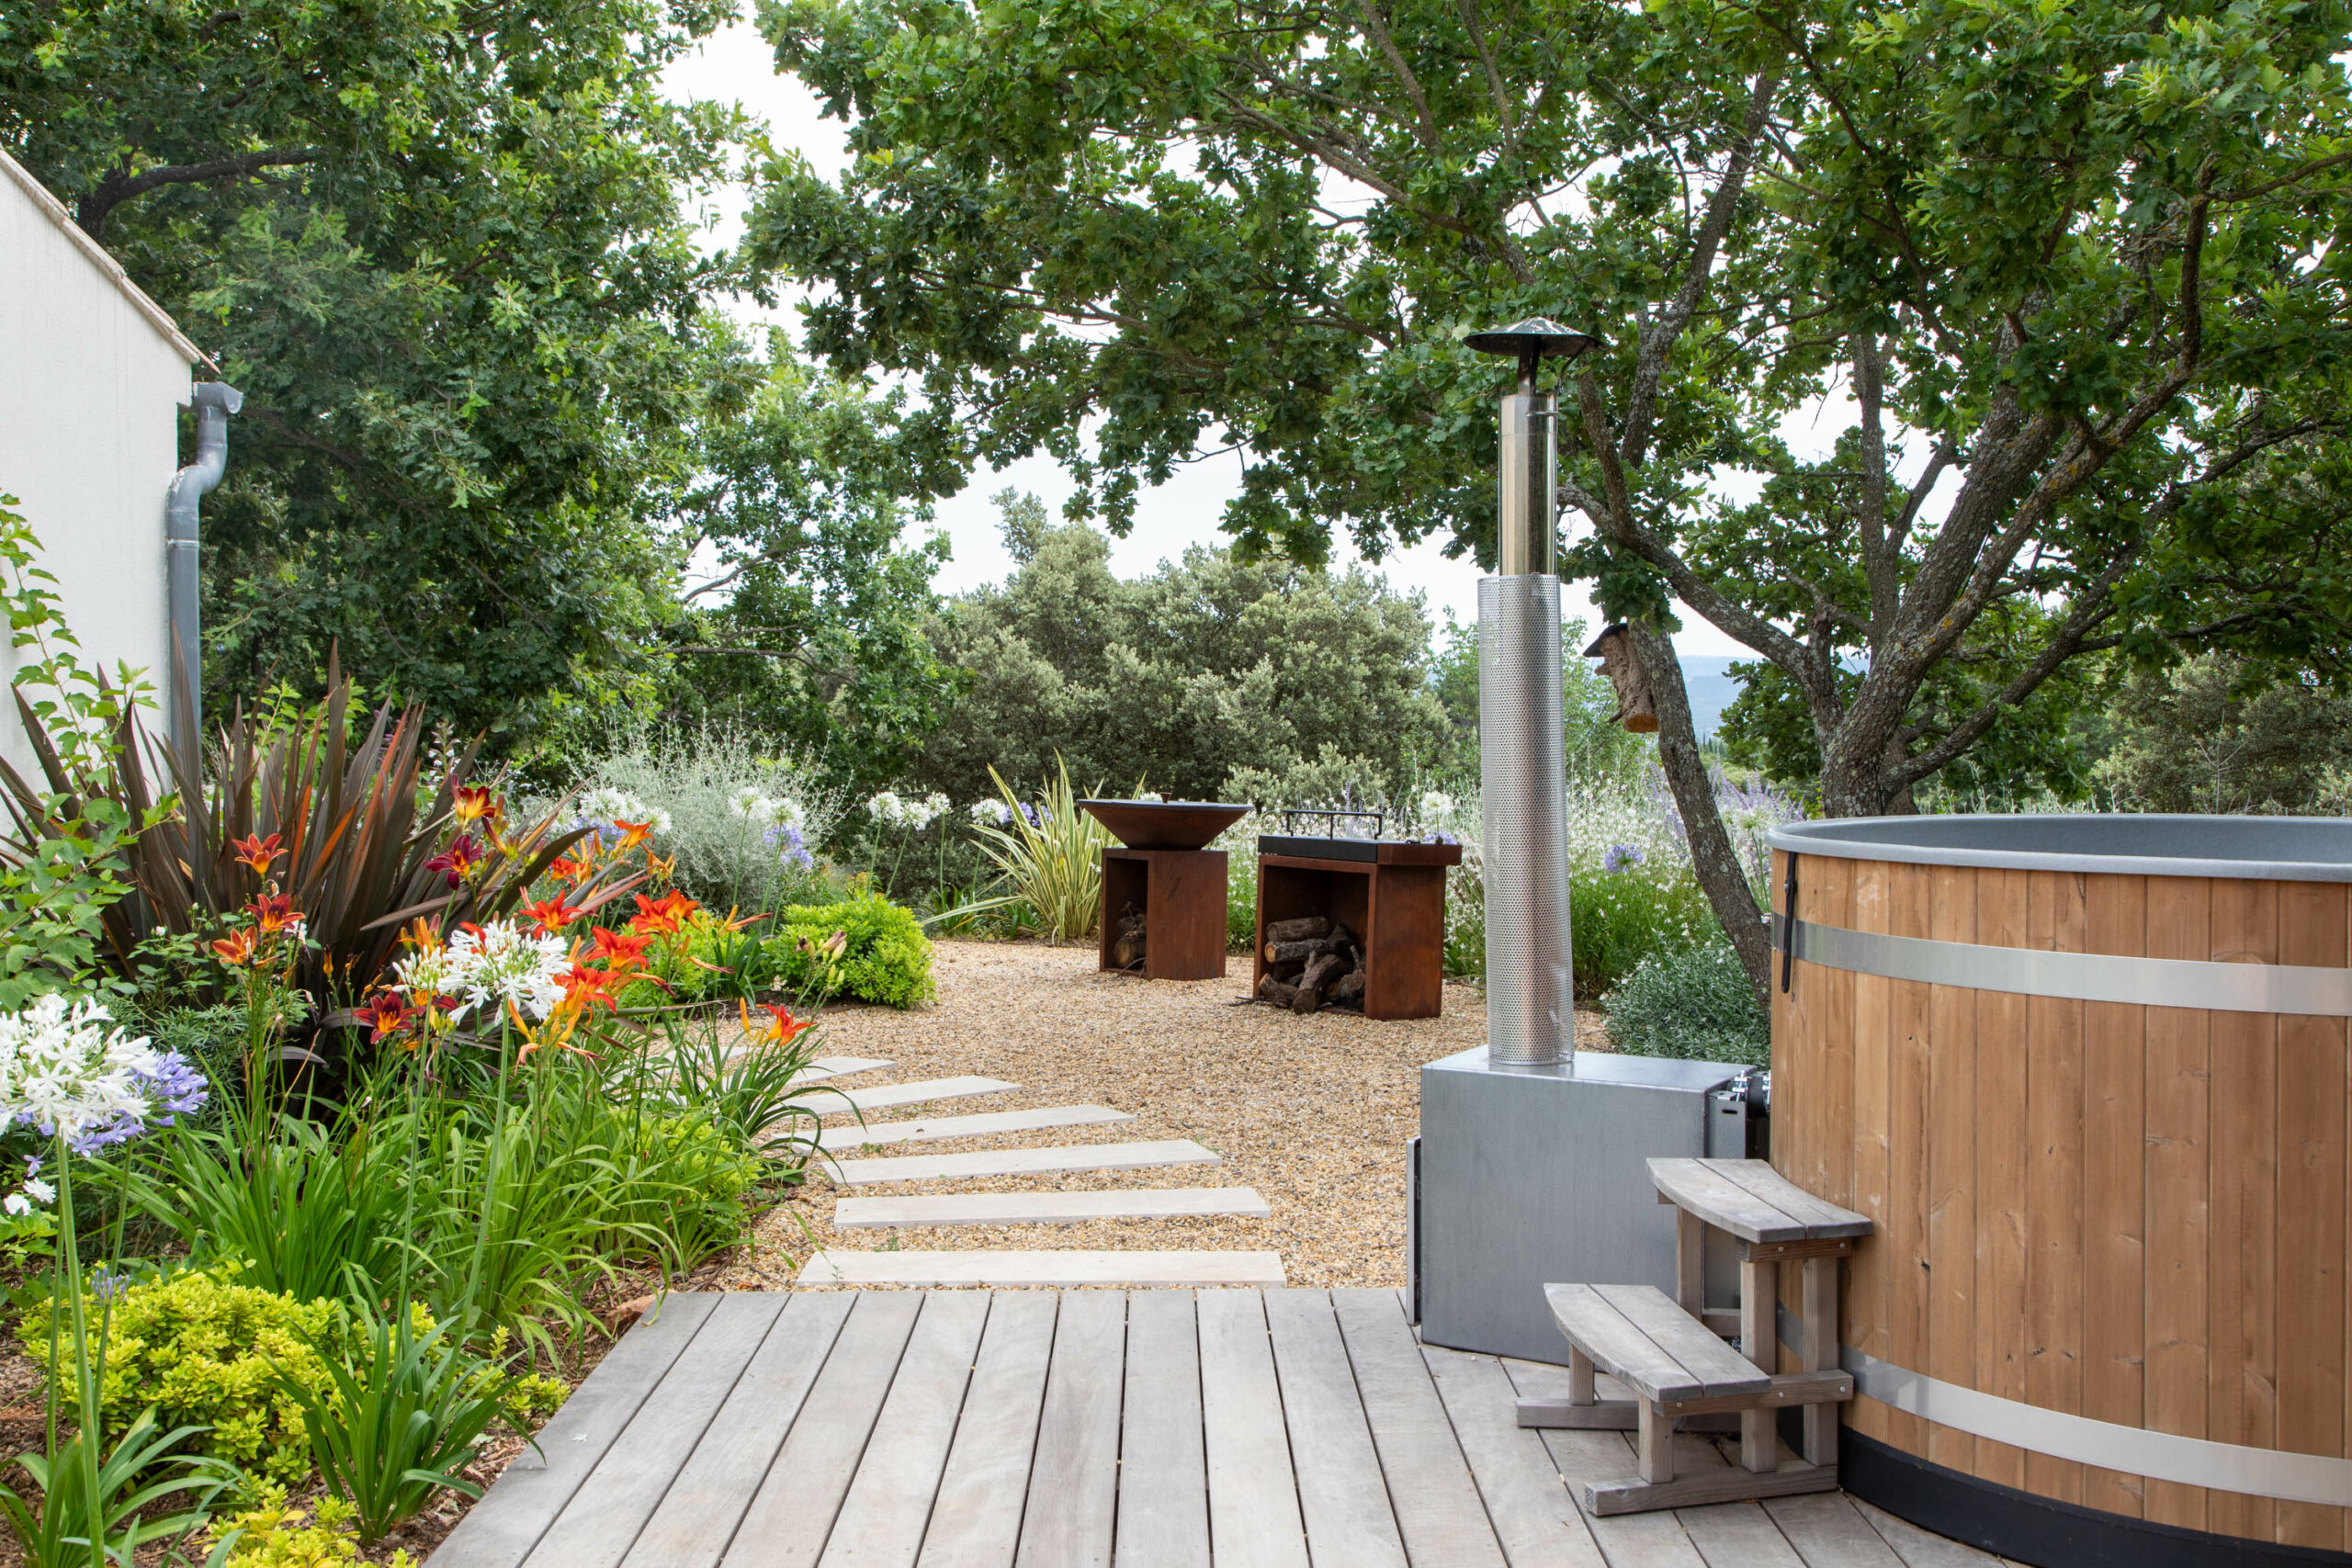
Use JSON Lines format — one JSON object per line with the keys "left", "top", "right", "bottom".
{"left": 1410, "top": 319, "right": 1760, "bottom": 1363}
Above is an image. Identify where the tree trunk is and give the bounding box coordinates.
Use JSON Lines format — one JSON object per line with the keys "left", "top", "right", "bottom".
{"left": 1628, "top": 623, "right": 1772, "bottom": 1009}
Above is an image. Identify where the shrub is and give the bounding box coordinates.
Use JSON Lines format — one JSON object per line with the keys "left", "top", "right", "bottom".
{"left": 1601, "top": 941, "right": 1771, "bottom": 1068}
{"left": 1569, "top": 860, "right": 1713, "bottom": 999}
{"left": 567, "top": 725, "right": 843, "bottom": 916}
{"left": 766, "top": 894, "right": 933, "bottom": 1008}
{"left": 21, "top": 1266, "right": 349, "bottom": 1486}
{"left": 971, "top": 760, "right": 1113, "bottom": 942}
{"left": 207, "top": 1486, "right": 416, "bottom": 1568}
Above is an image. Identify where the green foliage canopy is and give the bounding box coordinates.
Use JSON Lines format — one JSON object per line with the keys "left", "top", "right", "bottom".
{"left": 0, "top": 0, "right": 745, "bottom": 742}
{"left": 751, "top": 0, "right": 2352, "bottom": 993}
{"left": 904, "top": 498, "right": 1450, "bottom": 801}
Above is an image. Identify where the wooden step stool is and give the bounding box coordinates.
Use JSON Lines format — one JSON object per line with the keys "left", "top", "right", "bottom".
{"left": 1518, "top": 1156, "right": 1872, "bottom": 1516}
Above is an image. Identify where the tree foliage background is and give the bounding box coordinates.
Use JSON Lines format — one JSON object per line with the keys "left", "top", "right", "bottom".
{"left": 0, "top": 0, "right": 964, "bottom": 770}
{"left": 751, "top": 0, "right": 2352, "bottom": 994}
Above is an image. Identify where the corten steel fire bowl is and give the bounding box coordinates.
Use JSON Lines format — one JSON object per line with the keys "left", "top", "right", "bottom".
{"left": 1078, "top": 800, "right": 1251, "bottom": 852}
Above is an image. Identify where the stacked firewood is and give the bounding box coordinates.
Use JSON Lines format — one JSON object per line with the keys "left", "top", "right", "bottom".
{"left": 1254, "top": 915, "right": 1365, "bottom": 1013}
{"left": 1110, "top": 901, "right": 1146, "bottom": 971}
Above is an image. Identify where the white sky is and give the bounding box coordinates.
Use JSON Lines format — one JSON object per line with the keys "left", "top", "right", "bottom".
{"left": 663, "top": 22, "right": 1762, "bottom": 655}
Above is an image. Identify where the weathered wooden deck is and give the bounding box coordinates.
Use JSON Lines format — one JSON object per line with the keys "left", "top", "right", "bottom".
{"left": 429, "top": 1289, "right": 2007, "bottom": 1568}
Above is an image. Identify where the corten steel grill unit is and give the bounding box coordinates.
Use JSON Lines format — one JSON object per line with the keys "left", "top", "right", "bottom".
{"left": 1253, "top": 832, "right": 1464, "bottom": 1020}
{"left": 1769, "top": 814, "right": 2352, "bottom": 1568}
{"left": 1080, "top": 800, "right": 1248, "bottom": 982}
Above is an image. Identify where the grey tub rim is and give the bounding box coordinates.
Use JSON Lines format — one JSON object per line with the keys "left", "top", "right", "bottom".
{"left": 1767, "top": 813, "right": 2352, "bottom": 884}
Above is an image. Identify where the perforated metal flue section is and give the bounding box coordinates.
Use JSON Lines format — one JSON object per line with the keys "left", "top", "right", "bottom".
{"left": 1476, "top": 573, "right": 1574, "bottom": 1066}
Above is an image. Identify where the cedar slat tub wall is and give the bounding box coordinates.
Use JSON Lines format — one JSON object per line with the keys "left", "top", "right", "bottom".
{"left": 1766, "top": 816, "right": 2352, "bottom": 1568}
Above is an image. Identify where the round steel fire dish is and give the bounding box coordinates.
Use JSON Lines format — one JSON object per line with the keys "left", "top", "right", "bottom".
{"left": 1077, "top": 799, "right": 1250, "bottom": 852}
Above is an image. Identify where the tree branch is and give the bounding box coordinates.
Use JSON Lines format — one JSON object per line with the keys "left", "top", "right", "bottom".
{"left": 76, "top": 148, "right": 320, "bottom": 237}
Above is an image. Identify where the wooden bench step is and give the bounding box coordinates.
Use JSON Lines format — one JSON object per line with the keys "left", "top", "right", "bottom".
{"left": 1544, "top": 1283, "right": 1770, "bottom": 1404}
{"left": 1646, "top": 1157, "right": 1871, "bottom": 1244}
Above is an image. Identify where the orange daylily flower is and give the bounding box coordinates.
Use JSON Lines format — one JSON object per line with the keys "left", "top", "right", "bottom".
{"left": 209, "top": 929, "right": 255, "bottom": 967}
{"left": 521, "top": 895, "right": 585, "bottom": 935}
{"left": 548, "top": 854, "right": 590, "bottom": 886}
{"left": 628, "top": 890, "right": 698, "bottom": 935}
{"left": 739, "top": 999, "right": 818, "bottom": 1050}
{"left": 510, "top": 998, "right": 599, "bottom": 1063}
{"left": 230, "top": 833, "right": 284, "bottom": 875}
{"left": 588, "top": 927, "right": 656, "bottom": 970}
{"left": 614, "top": 818, "right": 655, "bottom": 852}
{"left": 643, "top": 847, "right": 677, "bottom": 882}
{"left": 452, "top": 785, "right": 500, "bottom": 827}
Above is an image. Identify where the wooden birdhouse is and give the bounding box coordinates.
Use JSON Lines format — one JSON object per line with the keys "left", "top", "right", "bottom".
{"left": 1583, "top": 623, "right": 1659, "bottom": 733}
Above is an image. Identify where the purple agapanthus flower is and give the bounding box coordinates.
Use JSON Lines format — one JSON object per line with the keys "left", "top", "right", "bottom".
{"left": 764, "top": 822, "right": 815, "bottom": 870}
{"left": 1603, "top": 843, "right": 1645, "bottom": 874}
{"left": 88, "top": 1265, "right": 130, "bottom": 1302}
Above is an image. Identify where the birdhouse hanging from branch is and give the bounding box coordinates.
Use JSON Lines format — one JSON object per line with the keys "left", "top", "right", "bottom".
{"left": 1582, "top": 624, "right": 1658, "bottom": 733}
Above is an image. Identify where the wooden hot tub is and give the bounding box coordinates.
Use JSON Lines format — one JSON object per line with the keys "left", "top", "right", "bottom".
{"left": 1767, "top": 816, "right": 2351, "bottom": 1567}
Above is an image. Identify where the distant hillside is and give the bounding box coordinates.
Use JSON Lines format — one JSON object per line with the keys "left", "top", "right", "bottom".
{"left": 1678, "top": 655, "right": 1748, "bottom": 741}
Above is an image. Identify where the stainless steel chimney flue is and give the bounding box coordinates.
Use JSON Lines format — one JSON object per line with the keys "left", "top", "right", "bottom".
{"left": 1464, "top": 318, "right": 1599, "bottom": 1068}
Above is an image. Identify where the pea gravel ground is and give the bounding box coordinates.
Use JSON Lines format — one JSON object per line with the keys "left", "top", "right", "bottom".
{"left": 722, "top": 938, "right": 1611, "bottom": 1291}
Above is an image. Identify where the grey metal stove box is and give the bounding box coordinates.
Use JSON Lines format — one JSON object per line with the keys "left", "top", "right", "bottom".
{"left": 1411, "top": 1045, "right": 1747, "bottom": 1363}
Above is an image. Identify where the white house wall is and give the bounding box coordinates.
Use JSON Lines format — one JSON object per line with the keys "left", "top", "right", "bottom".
{"left": 0, "top": 157, "right": 194, "bottom": 783}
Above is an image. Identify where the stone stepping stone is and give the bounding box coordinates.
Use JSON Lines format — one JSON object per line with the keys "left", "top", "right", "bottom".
{"left": 834, "top": 1187, "right": 1272, "bottom": 1228}
{"left": 814, "top": 1104, "right": 1134, "bottom": 1153}
{"left": 820, "top": 1076, "right": 1019, "bottom": 1115}
{"left": 785, "top": 1055, "right": 893, "bottom": 1080}
{"left": 824, "top": 1139, "right": 1219, "bottom": 1187}
{"left": 796, "top": 1249, "right": 1286, "bottom": 1287}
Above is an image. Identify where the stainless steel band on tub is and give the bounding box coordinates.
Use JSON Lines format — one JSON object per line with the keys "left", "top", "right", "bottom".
{"left": 1771, "top": 912, "right": 2352, "bottom": 1017}
{"left": 1771, "top": 1313, "right": 2352, "bottom": 1505}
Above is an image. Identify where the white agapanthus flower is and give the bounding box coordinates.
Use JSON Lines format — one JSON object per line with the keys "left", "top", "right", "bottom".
{"left": 579, "top": 786, "right": 671, "bottom": 835}
{"left": 22, "top": 1176, "right": 53, "bottom": 1205}
{"left": 729, "top": 789, "right": 808, "bottom": 832}
{"left": 968, "top": 799, "right": 1013, "bottom": 827}
{"left": 727, "top": 784, "right": 768, "bottom": 821}
{"left": 1136, "top": 791, "right": 1164, "bottom": 804}
{"left": 0, "top": 994, "right": 208, "bottom": 1154}
{"left": 445, "top": 920, "right": 570, "bottom": 1024}
{"left": 1419, "top": 789, "right": 1457, "bottom": 824}
{"left": 865, "top": 790, "right": 905, "bottom": 825}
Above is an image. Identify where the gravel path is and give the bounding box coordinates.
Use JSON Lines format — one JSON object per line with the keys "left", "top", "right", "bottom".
{"left": 724, "top": 938, "right": 1610, "bottom": 1290}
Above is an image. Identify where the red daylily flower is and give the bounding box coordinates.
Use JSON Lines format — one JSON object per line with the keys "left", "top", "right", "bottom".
{"left": 248, "top": 894, "right": 300, "bottom": 934}
{"left": 588, "top": 927, "right": 655, "bottom": 970}
{"left": 424, "top": 833, "right": 485, "bottom": 888}
{"left": 209, "top": 929, "right": 255, "bottom": 967}
{"left": 452, "top": 785, "right": 500, "bottom": 827}
{"left": 353, "top": 994, "right": 412, "bottom": 1043}
{"left": 230, "top": 833, "right": 284, "bottom": 876}
{"left": 548, "top": 854, "right": 590, "bottom": 886}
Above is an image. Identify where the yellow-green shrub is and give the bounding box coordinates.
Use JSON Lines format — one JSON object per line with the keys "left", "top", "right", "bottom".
{"left": 206, "top": 1485, "right": 416, "bottom": 1567}
{"left": 22, "top": 1267, "right": 342, "bottom": 1485}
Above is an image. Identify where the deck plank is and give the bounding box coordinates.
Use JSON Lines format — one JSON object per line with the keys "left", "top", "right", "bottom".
{"left": 525, "top": 1292, "right": 786, "bottom": 1568}
{"left": 917, "top": 1293, "right": 1059, "bottom": 1568}
{"left": 1503, "top": 1359, "right": 1709, "bottom": 1568}
{"left": 1198, "top": 1290, "right": 1311, "bottom": 1568}
{"left": 1844, "top": 1499, "right": 2008, "bottom": 1566}
{"left": 1015, "top": 1291, "right": 1126, "bottom": 1568}
{"left": 1329, "top": 1289, "right": 1507, "bottom": 1568}
{"left": 1417, "top": 1339, "right": 1606, "bottom": 1568}
{"left": 1758, "top": 1495, "right": 1905, "bottom": 1568}
{"left": 826, "top": 1140, "right": 1216, "bottom": 1186}
{"left": 818, "top": 1105, "right": 1133, "bottom": 1152}
{"left": 432, "top": 1292, "right": 717, "bottom": 1568}
{"left": 820, "top": 1292, "right": 993, "bottom": 1568}
{"left": 1115, "top": 1291, "right": 1211, "bottom": 1568}
{"left": 1261, "top": 1289, "right": 1405, "bottom": 1568}
{"left": 798, "top": 1251, "right": 1282, "bottom": 1287}
{"left": 724, "top": 1292, "right": 926, "bottom": 1567}
{"left": 622, "top": 1293, "right": 856, "bottom": 1568}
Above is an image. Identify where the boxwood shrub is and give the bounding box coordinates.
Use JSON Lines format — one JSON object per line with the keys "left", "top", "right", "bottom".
{"left": 766, "top": 893, "right": 935, "bottom": 1010}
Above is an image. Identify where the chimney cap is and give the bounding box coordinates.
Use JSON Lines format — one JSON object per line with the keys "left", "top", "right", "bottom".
{"left": 1464, "top": 317, "right": 1601, "bottom": 360}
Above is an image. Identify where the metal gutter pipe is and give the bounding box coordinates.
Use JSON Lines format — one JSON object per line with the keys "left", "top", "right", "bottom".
{"left": 164, "top": 381, "right": 240, "bottom": 769}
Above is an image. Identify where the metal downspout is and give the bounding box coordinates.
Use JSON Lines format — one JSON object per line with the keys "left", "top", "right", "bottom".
{"left": 164, "top": 381, "right": 240, "bottom": 769}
